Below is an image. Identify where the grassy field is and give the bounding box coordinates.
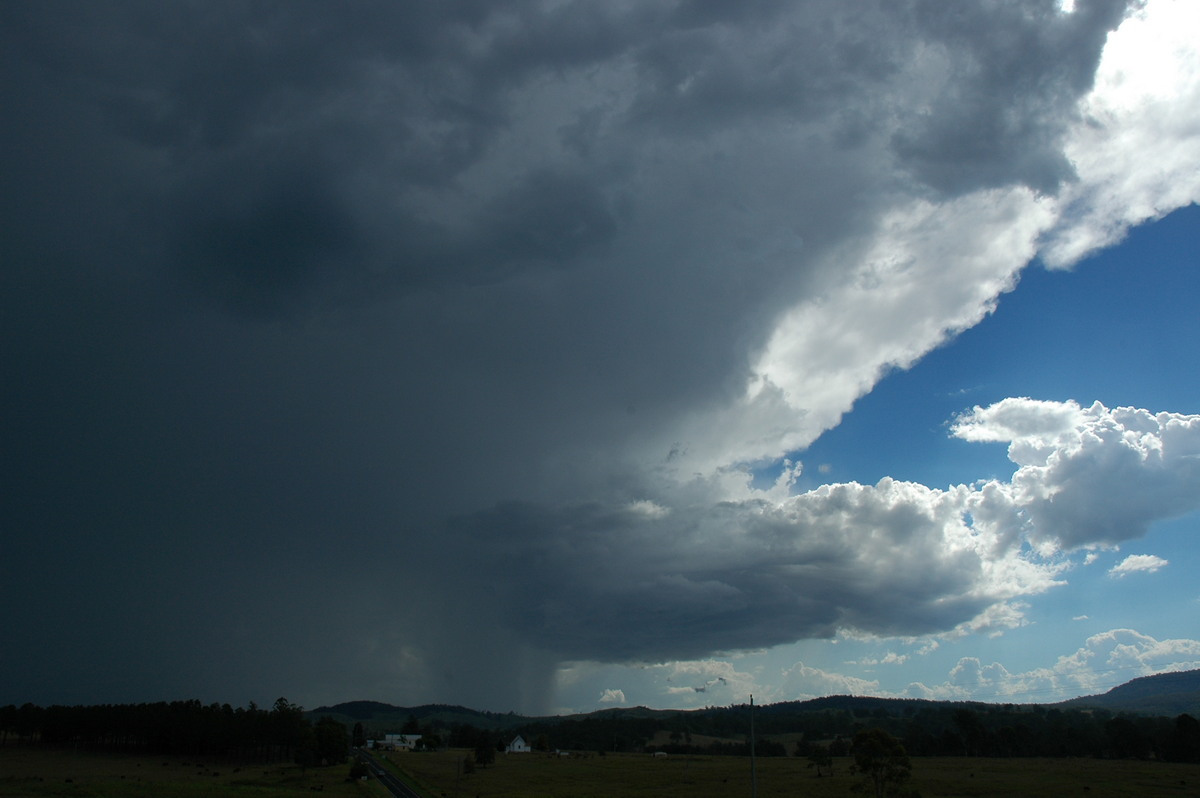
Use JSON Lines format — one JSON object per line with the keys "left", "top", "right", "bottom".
{"left": 2, "top": 747, "right": 1196, "bottom": 797}
{"left": 384, "top": 749, "right": 1200, "bottom": 798}
{"left": 0, "top": 747, "right": 390, "bottom": 797}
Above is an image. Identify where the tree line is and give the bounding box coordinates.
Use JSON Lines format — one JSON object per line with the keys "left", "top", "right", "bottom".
{"left": 408, "top": 700, "right": 1200, "bottom": 762}
{"left": 826, "top": 703, "right": 1200, "bottom": 762}
{"left": 0, "top": 697, "right": 349, "bottom": 766}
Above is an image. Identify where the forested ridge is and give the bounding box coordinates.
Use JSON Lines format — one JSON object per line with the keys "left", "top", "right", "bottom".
{"left": 482, "top": 699, "right": 1199, "bottom": 762}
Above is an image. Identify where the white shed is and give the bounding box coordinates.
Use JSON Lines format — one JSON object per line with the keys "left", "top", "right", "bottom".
{"left": 506, "top": 735, "right": 531, "bottom": 753}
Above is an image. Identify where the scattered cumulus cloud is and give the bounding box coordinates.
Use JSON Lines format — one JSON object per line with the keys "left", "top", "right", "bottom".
{"left": 781, "top": 662, "right": 881, "bottom": 701}
{"left": 598, "top": 689, "right": 626, "bottom": 706}
{"left": 851, "top": 651, "right": 911, "bottom": 667}
{"left": 1108, "top": 554, "right": 1169, "bottom": 578}
{"left": 943, "top": 601, "right": 1034, "bottom": 639}
{"left": 952, "top": 397, "right": 1088, "bottom": 449}
{"left": 661, "top": 661, "right": 754, "bottom": 704}
{"left": 625, "top": 500, "right": 671, "bottom": 520}
{"left": 908, "top": 628, "right": 1200, "bottom": 702}
{"left": 952, "top": 399, "right": 1200, "bottom": 549}
{"left": 554, "top": 659, "right": 757, "bottom": 712}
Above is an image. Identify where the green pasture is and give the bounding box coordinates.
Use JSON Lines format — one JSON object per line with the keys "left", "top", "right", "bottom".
{"left": 0, "top": 748, "right": 388, "bottom": 797}
{"left": 385, "top": 749, "right": 1199, "bottom": 798}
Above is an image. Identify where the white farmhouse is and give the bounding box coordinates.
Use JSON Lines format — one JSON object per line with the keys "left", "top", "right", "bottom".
{"left": 505, "top": 735, "right": 531, "bottom": 753}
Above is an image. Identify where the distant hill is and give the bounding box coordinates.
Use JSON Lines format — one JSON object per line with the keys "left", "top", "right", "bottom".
{"left": 1058, "top": 669, "right": 1200, "bottom": 716}
{"left": 310, "top": 700, "right": 400, "bottom": 720}
{"left": 308, "top": 700, "right": 540, "bottom": 731}
{"left": 310, "top": 669, "right": 1200, "bottom": 737}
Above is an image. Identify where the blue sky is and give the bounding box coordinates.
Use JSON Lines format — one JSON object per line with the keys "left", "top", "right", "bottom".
{"left": 3, "top": 1, "right": 1198, "bottom": 715}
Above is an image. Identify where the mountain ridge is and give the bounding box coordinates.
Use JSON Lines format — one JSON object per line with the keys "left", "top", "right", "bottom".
{"left": 1057, "top": 668, "right": 1200, "bottom": 716}
{"left": 310, "top": 668, "right": 1200, "bottom": 728}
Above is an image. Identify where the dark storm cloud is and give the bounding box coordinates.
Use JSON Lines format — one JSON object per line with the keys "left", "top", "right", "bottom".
{"left": 444, "top": 493, "right": 995, "bottom": 663}
{"left": 1, "top": 1, "right": 1147, "bottom": 711}
{"left": 893, "top": 0, "right": 1130, "bottom": 195}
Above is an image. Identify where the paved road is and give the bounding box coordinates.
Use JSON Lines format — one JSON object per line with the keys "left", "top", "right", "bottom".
{"left": 354, "top": 749, "right": 424, "bottom": 798}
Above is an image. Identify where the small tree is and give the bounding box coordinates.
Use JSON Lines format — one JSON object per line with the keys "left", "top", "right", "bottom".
{"left": 807, "top": 744, "right": 833, "bottom": 777}
{"left": 474, "top": 737, "right": 496, "bottom": 767}
{"left": 352, "top": 722, "right": 366, "bottom": 748}
{"left": 851, "top": 728, "right": 911, "bottom": 798}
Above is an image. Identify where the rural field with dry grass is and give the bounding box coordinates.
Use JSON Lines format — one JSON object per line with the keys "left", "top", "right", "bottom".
{"left": 386, "top": 749, "right": 1200, "bottom": 798}
{"left": 0, "top": 747, "right": 388, "bottom": 798}
{"left": 2, "top": 746, "right": 1197, "bottom": 797}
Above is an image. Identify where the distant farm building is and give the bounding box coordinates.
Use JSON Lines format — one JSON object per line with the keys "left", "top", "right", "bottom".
{"left": 374, "top": 733, "right": 422, "bottom": 751}
{"left": 506, "top": 735, "right": 531, "bottom": 753}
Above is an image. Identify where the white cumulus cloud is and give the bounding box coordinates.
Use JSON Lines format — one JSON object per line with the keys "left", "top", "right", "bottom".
{"left": 955, "top": 400, "right": 1200, "bottom": 549}
{"left": 598, "top": 688, "right": 626, "bottom": 705}
{"left": 910, "top": 628, "right": 1200, "bottom": 702}
{"left": 1109, "top": 554, "right": 1169, "bottom": 578}
{"left": 780, "top": 662, "right": 881, "bottom": 701}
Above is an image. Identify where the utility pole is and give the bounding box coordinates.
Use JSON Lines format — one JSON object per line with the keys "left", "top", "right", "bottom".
{"left": 749, "top": 695, "right": 758, "bottom": 798}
